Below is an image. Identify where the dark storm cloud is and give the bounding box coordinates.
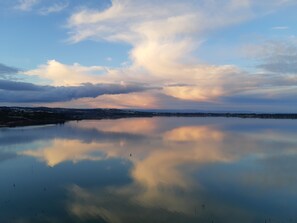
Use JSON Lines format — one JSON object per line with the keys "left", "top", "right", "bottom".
{"left": 0, "top": 63, "right": 19, "bottom": 76}
{"left": 256, "top": 40, "right": 297, "bottom": 74}
{"left": 0, "top": 79, "right": 43, "bottom": 91}
{"left": 258, "top": 55, "right": 297, "bottom": 74}
{"left": 0, "top": 80, "right": 150, "bottom": 103}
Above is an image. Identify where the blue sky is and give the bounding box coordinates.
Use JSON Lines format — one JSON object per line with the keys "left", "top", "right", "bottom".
{"left": 1, "top": 0, "right": 297, "bottom": 111}
{"left": 0, "top": 0, "right": 129, "bottom": 69}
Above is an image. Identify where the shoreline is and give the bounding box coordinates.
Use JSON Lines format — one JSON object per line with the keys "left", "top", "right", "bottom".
{"left": 1, "top": 106, "right": 297, "bottom": 128}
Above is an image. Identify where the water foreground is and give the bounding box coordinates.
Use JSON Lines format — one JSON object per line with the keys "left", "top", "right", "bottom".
{"left": 0, "top": 117, "right": 297, "bottom": 222}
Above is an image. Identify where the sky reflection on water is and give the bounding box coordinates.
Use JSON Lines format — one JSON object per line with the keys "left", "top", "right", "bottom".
{"left": 0, "top": 117, "right": 297, "bottom": 223}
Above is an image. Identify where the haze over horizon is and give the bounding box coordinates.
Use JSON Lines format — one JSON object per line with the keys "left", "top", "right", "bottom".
{"left": 1, "top": 0, "right": 297, "bottom": 112}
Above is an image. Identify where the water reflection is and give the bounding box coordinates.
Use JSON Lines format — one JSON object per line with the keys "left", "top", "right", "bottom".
{"left": 1, "top": 118, "right": 297, "bottom": 222}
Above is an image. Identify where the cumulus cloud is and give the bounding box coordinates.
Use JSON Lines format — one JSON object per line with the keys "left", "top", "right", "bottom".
{"left": 8, "top": 0, "right": 297, "bottom": 109}
{"left": 24, "top": 60, "right": 107, "bottom": 86}
{"left": 63, "top": 0, "right": 297, "bottom": 108}
{"left": 66, "top": 0, "right": 256, "bottom": 75}
{"left": 67, "top": 0, "right": 248, "bottom": 102}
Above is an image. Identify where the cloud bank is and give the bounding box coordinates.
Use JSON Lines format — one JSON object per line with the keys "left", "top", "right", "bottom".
{"left": 63, "top": 0, "right": 297, "bottom": 110}
{"left": 0, "top": 79, "right": 150, "bottom": 103}
{"left": 4, "top": 0, "right": 297, "bottom": 110}
{"left": 0, "top": 63, "right": 19, "bottom": 77}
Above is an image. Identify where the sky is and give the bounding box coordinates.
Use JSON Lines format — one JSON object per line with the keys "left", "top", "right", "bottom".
{"left": 0, "top": 0, "right": 297, "bottom": 112}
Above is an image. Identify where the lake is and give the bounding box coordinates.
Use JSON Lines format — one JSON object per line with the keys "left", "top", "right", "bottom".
{"left": 0, "top": 117, "right": 297, "bottom": 223}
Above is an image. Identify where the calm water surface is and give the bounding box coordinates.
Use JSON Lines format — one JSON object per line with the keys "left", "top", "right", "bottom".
{"left": 0, "top": 117, "right": 297, "bottom": 223}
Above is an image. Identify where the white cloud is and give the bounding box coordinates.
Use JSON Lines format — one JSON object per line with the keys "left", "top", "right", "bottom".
{"left": 106, "top": 57, "right": 112, "bottom": 62}
{"left": 243, "top": 37, "right": 297, "bottom": 75}
{"left": 272, "top": 26, "right": 289, "bottom": 30}
{"left": 67, "top": 0, "right": 294, "bottom": 43}
{"left": 24, "top": 60, "right": 107, "bottom": 86}
{"left": 64, "top": 0, "right": 297, "bottom": 103}
{"left": 67, "top": 0, "right": 253, "bottom": 43}
{"left": 39, "top": 1, "right": 68, "bottom": 15}
{"left": 15, "top": 0, "right": 40, "bottom": 11}
{"left": 66, "top": 1, "right": 247, "bottom": 101}
{"left": 14, "top": 0, "right": 68, "bottom": 15}
{"left": 20, "top": 0, "right": 297, "bottom": 109}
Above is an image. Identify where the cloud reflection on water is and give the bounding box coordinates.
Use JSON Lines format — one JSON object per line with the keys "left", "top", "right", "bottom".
{"left": 2, "top": 118, "right": 297, "bottom": 222}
